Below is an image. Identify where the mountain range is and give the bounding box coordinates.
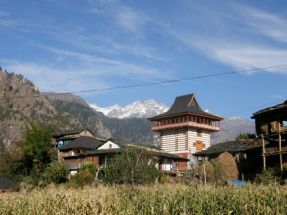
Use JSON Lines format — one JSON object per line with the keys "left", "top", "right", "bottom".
{"left": 0, "top": 69, "right": 255, "bottom": 152}
{"left": 89, "top": 101, "right": 255, "bottom": 143}
{"left": 90, "top": 100, "right": 168, "bottom": 119}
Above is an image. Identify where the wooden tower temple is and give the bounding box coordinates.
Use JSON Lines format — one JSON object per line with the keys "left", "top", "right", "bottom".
{"left": 148, "top": 94, "right": 223, "bottom": 171}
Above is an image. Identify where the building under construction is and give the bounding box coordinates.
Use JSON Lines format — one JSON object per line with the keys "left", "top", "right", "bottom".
{"left": 251, "top": 100, "right": 287, "bottom": 171}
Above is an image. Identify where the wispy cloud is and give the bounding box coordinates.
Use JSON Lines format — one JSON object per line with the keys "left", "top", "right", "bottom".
{"left": 38, "top": 45, "right": 171, "bottom": 79}
{"left": 0, "top": 1, "right": 166, "bottom": 62}
{"left": 1, "top": 42, "right": 173, "bottom": 93}
{"left": 162, "top": 3, "right": 287, "bottom": 74}
{"left": 116, "top": 6, "right": 145, "bottom": 32}
{"left": 90, "top": 0, "right": 148, "bottom": 33}
{"left": 193, "top": 41, "right": 287, "bottom": 73}
{"left": 237, "top": 6, "right": 287, "bottom": 44}
{"left": 0, "top": 59, "right": 109, "bottom": 93}
{"left": 103, "top": 39, "right": 167, "bottom": 61}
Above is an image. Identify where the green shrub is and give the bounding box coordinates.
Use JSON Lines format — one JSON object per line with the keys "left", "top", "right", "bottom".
{"left": 20, "top": 175, "right": 40, "bottom": 187}
{"left": 69, "top": 164, "right": 97, "bottom": 187}
{"left": 21, "top": 124, "right": 56, "bottom": 176}
{"left": 254, "top": 168, "right": 284, "bottom": 184}
{"left": 104, "top": 146, "right": 160, "bottom": 186}
{"left": 41, "top": 161, "right": 69, "bottom": 186}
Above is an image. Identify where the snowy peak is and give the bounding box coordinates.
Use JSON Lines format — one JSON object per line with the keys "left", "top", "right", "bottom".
{"left": 90, "top": 99, "right": 169, "bottom": 119}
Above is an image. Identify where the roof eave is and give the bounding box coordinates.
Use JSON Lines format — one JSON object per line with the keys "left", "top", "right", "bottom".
{"left": 148, "top": 112, "right": 223, "bottom": 121}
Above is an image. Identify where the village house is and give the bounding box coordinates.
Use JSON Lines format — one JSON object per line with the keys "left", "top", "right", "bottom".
{"left": 194, "top": 139, "right": 262, "bottom": 179}
{"left": 252, "top": 100, "right": 287, "bottom": 171}
{"left": 53, "top": 130, "right": 189, "bottom": 175}
{"left": 194, "top": 100, "right": 287, "bottom": 179}
{"left": 52, "top": 128, "right": 95, "bottom": 149}
{"left": 148, "top": 93, "right": 223, "bottom": 171}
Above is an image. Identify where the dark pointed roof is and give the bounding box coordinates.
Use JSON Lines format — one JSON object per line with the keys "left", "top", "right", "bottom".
{"left": 59, "top": 136, "right": 105, "bottom": 150}
{"left": 149, "top": 93, "right": 223, "bottom": 120}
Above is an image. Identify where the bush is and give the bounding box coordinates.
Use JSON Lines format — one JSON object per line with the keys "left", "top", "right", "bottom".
{"left": 69, "top": 164, "right": 97, "bottom": 187}
{"left": 20, "top": 175, "right": 40, "bottom": 187}
{"left": 254, "top": 168, "right": 285, "bottom": 184}
{"left": 41, "top": 161, "right": 69, "bottom": 186}
{"left": 199, "top": 160, "right": 215, "bottom": 183}
{"left": 104, "top": 146, "right": 160, "bottom": 187}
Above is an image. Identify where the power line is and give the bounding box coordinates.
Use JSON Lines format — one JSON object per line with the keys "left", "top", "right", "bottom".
{"left": 1, "top": 63, "right": 287, "bottom": 100}
{"left": 61, "top": 64, "right": 287, "bottom": 94}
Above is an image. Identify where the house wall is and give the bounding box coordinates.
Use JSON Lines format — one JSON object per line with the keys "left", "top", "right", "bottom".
{"left": 98, "top": 140, "right": 120, "bottom": 150}
{"left": 64, "top": 155, "right": 100, "bottom": 171}
{"left": 160, "top": 128, "right": 211, "bottom": 170}
{"left": 160, "top": 128, "right": 210, "bottom": 153}
{"left": 79, "top": 130, "right": 94, "bottom": 137}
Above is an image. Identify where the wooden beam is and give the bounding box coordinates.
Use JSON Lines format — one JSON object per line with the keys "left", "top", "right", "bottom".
{"left": 262, "top": 134, "right": 266, "bottom": 171}
{"left": 279, "top": 124, "right": 283, "bottom": 171}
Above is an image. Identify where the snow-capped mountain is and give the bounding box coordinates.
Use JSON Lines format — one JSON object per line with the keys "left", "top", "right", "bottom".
{"left": 90, "top": 99, "right": 169, "bottom": 119}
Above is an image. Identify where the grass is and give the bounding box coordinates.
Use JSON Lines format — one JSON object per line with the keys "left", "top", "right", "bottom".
{"left": 1, "top": 183, "right": 287, "bottom": 215}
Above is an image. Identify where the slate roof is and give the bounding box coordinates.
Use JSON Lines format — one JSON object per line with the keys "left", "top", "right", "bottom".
{"left": 53, "top": 128, "right": 94, "bottom": 138}
{"left": 65, "top": 147, "right": 189, "bottom": 161}
{"left": 149, "top": 93, "right": 223, "bottom": 120}
{"left": 109, "top": 138, "right": 160, "bottom": 150}
{"left": 193, "top": 139, "right": 262, "bottom": 157}
{"left": 59, "top": 136, "right": 105, "bottom": 150}
{"left": 252, "top": 100, "right": 287, "bottom": 119}
{"left": 63, "top": 139, "right": 189, "bottom": 161}
{"left": 0, "top": 176, "right": 18, "bottom": 190}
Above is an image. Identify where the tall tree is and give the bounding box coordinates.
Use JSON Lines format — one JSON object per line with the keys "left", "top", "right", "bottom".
{"left": 21, "top": 124, "right": 56, "bottom": 175}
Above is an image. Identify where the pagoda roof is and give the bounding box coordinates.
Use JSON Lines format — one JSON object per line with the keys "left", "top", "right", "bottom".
{"left": 149, "top": 93, "right": 223, "bottom": 120}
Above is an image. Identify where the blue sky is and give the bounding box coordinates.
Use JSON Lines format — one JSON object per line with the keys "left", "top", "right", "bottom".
{"left": 0, "top": 0, "right": 286, "bottom": 117}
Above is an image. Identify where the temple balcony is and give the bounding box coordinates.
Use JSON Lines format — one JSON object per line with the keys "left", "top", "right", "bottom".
{"left": 151, "top": 121, "right": 220, "bottom": 132}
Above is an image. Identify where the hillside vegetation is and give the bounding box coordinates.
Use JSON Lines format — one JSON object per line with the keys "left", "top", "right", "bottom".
{"left": 0, "top": 70, "right": 77, "bottom": 151}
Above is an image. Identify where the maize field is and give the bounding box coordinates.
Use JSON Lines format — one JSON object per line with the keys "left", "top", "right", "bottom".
{"left": 0, "top": 183, "right": 287, "bottom": 215}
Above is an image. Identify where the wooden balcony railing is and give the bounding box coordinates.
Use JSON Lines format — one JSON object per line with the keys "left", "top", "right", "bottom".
{"left": 264, "top": 146, "right": 287, "bottom": 156}
{"left": 151, "top": 121, "right": 220, "bottom": 132}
